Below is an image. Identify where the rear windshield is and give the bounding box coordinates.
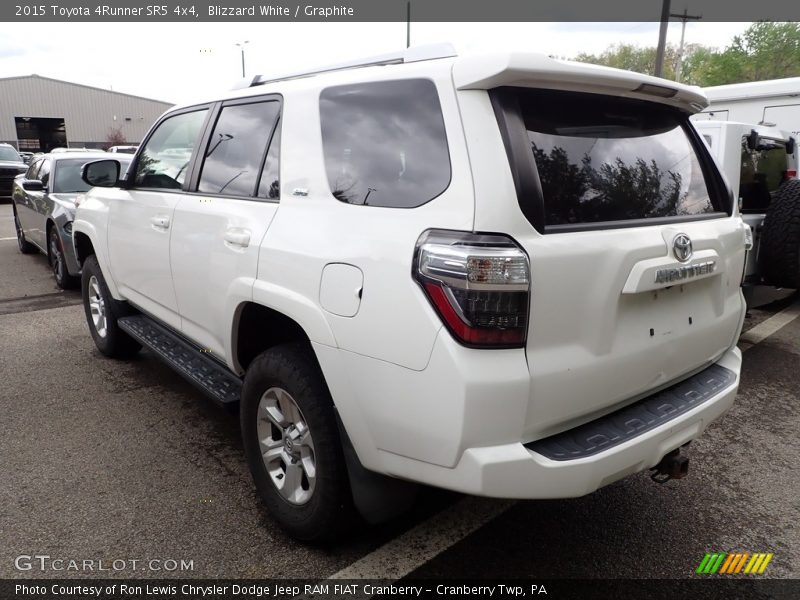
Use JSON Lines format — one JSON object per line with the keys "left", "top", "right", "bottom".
{"left": 517, "top": 89, "right": 721, "bottom": 228}
{"left": 738, "top": 137, "right": 789, "bottom": 213}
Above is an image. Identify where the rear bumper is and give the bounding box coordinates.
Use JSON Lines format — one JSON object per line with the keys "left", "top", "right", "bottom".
{"left": 375, "top": 345, "right": 741, "bottom": 498}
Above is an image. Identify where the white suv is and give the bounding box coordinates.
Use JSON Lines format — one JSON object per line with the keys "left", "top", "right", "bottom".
{"left": 74, "top": 44, "right": 748, "bottom": 541}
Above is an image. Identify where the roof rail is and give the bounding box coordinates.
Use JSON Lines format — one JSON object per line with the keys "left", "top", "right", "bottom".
{"left": 230, "top": 42, "right": 457, "bottom": 90}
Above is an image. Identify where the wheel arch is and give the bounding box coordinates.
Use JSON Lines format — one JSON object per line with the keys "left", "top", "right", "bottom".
{"left": 73, "top": 230, "right": 95, "bottom": 266}
{"left": 232, "top": 301, "right": 321, "bottom": 374}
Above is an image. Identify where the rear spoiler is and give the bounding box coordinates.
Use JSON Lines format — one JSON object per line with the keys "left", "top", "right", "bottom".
{"left": 453, "top": 52, "right": 708, "bottom": 114}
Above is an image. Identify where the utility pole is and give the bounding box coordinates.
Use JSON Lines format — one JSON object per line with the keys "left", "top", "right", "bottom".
{"left": 654, "top": 0, "right": 671, "bottom": 77}
{"left": 670, "top": 8, "right": 702, "bottom": 82}
{"left": 236, "top": 41, "right": 249, "bottom": 78}
{"left": 406, "top": 1, "right": 411, "bottom": 48}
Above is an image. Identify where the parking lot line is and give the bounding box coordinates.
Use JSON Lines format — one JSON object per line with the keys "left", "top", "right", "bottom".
{"left": 329, "top": 299, "right": 800, "bottom": 584}
{"left": 739, "top": 300, "right": 800, "bottom": 351}
{"left": 330, "top": 497, "right": 515, "bottom": 579}
{"left": 0, "top": 236, "right": 18, "bottom": 241}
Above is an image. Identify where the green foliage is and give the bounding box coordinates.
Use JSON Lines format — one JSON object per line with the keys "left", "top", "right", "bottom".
{"left": 574, "top": 22, "right": 800, "bottom": 86}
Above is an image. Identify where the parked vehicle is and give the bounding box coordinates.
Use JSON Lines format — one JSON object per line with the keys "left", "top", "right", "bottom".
{"left": 694, "top": 120, "right": 799, "bottom": 290}
{"left": 12, "top": 152, "right": 132, "bottom": 288}
{"left": 50, "top": 147, "right": 97, "bottom": 153}
{"left": 694, "top": 77, "right": 800, "bottom": 137}
{"left": 74, "top": 44, "right": 748, "bottom": 541}
{"left": 0, "top": 143, "right": 28, "bottom": 200}
{"left": 19, "top": 151, "right": 34, "bottom": 164}
{"left": 107, "top": 145, "right": 138, "bottom": 154}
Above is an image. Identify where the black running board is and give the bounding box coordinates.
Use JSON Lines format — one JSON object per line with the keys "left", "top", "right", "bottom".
{"left": 118, "top": 315, "right": 241, "bottom": 405}
{"left": 526, "top": 363, "right": 736, "bottom": 461}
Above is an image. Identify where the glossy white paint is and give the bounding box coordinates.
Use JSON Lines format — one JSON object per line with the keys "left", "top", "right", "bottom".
{"left": 170, "top": 195, "right": 278, "bottom": 361}
{"left": 106, "top": 188, "right": 183, "bottom": 331}
{"left": 319, "top": 264, "right": 363, "bottom": 318}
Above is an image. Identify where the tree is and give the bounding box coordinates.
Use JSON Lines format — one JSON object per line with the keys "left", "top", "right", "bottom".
{"left": 574, "top": 22, "right": 800, "bottom": 86}
{"left": 105, "top": 127, "right": 126, "bottom": 148}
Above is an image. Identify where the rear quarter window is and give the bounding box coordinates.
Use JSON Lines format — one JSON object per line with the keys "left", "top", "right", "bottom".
{"left": 319, "top": 79, "right": 451, "bottom": 208}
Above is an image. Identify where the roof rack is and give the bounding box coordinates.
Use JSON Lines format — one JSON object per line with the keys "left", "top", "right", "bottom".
{"left": 230, "top": 42, "right": 457, "bottom": 90}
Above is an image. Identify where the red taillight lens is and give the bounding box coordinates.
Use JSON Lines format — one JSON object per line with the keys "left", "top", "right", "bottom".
{"left": 413, "top": 230, "right": 530, "bottom": 348}
{"left": 786, "top": 170, "right": 797, "bottom": 179}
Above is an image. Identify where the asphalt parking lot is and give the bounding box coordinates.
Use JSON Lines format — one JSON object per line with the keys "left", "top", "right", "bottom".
{"left": 1, "top": 200, "right": 798, "bottom": 585}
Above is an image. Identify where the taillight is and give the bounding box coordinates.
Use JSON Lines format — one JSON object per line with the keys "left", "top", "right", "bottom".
{"left": 413, "top": 229, "right": 530, "bottom": 348}
{"left": 786, "top": 170, "right": 797, "bottom": 179}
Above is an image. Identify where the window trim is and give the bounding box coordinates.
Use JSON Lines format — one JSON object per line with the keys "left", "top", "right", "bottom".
{"left": 189, "top": 93, "right": 283, "bottom": 203}
{"left": 490, "top": 87, "right": 733, "bottom": 234}
{"left": 126, "top": 103, "right": 215, "bottom": 194}
{"left": 319, "top": 78, "right": 453, "bottom": 209}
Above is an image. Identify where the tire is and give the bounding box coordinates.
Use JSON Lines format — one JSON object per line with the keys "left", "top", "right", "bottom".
{"left": 240, "top": 343, "right": 354, "bottom": 542}
{"left": 81, "top": 255, "right": 141, "bottom": 359}
{"left": 49, "top": 227, "right": 79, "bottom": 290}
{"left": 12, "top": 204, "right": 36, "bottom": 254}
{"left": 760, "top": 179, "right": 800, "bottom": 288}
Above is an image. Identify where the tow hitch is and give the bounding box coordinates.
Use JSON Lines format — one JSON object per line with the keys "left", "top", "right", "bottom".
{"left": 650, "top": 449, "right": 689, "bottom": 484}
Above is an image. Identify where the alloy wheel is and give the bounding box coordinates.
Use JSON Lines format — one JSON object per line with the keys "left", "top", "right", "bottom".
{"left": 87, "top": 275, "right": 107, "bottom": 338}
{"left": 257, "top": 387, "right": 316, "bottom": 505}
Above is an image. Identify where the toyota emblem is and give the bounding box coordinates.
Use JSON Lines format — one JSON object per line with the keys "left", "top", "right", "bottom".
{"left": 673, "top": 233, "right": 693, "bottom": 263}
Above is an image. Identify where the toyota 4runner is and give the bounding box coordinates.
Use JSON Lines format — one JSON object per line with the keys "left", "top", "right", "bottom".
{"left": 73, "top": 44, "right": 748, "bottom": 541}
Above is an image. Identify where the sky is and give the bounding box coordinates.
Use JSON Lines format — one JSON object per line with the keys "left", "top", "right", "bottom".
{"left": 0, "top": 21, "right": 751, "bottom": 105}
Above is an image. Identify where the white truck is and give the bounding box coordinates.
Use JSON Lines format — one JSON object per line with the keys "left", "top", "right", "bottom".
{"left": 73, "top": 45, "right": 748, "bottom": 541}
{"left": 692, "top": 120, "right": 800, "bottom": 290}
{"left": 694, "top": 77, "right": 800, "bottom": 138}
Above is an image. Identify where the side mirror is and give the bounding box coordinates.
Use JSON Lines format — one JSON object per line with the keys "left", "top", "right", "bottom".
{"left": 22, "top": 179, "right": 44, "bottom": 192}
{"left": 82, "top": 159, "right": 121, "bottom": 188}
{"left": 746, "top": 129, "right": 761, "bottom": 151}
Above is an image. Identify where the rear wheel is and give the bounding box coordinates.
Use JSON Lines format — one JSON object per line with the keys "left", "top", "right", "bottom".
{"left": 760, "top": 179, "right": 800, "bottom": 288}
{"left": 49, "top": 227, "right": 78, "bottom": 289}
{"left": 81, "top": 255, "right": 141, "bottom": 358}
{"left": 240, "top": 343, "right": 354, "bottom": 542}
{"left": 13, "top": 205, "right": 36, "bottom": 254}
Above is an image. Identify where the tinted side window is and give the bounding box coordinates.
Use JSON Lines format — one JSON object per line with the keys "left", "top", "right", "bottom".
{"left": 198, "top": 101, "right": 280, "bottom": 198}
{"left": 257, "top": 118, "right": 280, "bottom": 200}
{"left": 27, "top": 159, "right": 42, "bottom": 180}
{"left": 135, "top": 110, "right": 208, "bottom": 190}
{"left": 320, "top": 79, "right": 451, "bottom": 208}
{"left": 38, "top": 159, "right": 51, "bottom": 187}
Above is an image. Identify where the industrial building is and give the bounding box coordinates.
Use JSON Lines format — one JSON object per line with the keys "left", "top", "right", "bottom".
{"left": 0, "top": 75, "right": 172, "bottom": 152}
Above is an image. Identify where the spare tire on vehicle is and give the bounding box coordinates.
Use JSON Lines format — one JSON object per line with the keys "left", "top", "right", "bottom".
{"left": 759, "top": 179, "right": 800, "bottom": 289}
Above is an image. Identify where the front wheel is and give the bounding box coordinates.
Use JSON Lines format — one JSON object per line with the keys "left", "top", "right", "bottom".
{"left": 240, "top": 343, "right": 354, "bottom": 542}
{"left": 49, "top": 227, "right": 78, "bottom": 289}
{"left": 81, "top": 255, "right": 141, "bottom": 358}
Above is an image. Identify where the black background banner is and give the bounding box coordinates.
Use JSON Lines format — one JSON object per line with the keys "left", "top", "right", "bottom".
{"left": 3, "top": 0, "right": 800, "bottom": 23}
{"left": 2, "top": 579, "right": 800, "bottom": 600}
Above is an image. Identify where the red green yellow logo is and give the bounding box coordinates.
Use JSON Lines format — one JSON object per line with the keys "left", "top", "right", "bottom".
{"left": 696, "top": 552, "right": 773, "bottom": 575}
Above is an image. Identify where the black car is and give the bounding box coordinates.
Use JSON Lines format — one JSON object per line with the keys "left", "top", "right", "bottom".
{"left": 0, "top": 144, "right": 28, "bottom": 200}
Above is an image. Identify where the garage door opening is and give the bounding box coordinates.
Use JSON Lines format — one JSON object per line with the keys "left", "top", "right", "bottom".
{"left": 15, "top": 117, "right": 67, "bottom": 152}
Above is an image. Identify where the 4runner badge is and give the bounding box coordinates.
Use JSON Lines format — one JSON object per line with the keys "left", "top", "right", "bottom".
{"left": 673, "top": 233, "right": 693, "bottom": 262}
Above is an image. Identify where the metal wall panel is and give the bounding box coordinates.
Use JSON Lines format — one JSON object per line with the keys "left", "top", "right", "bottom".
{"left": 0, "top": 75, "right": 172, "bottom": 146}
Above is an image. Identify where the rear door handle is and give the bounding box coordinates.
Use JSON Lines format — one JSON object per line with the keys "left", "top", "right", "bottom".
{"left": 150, "top": 215, "right": 170, "bottom": 229}
{"left": 224, "top": 228, "right": 251, "bottom": 248}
